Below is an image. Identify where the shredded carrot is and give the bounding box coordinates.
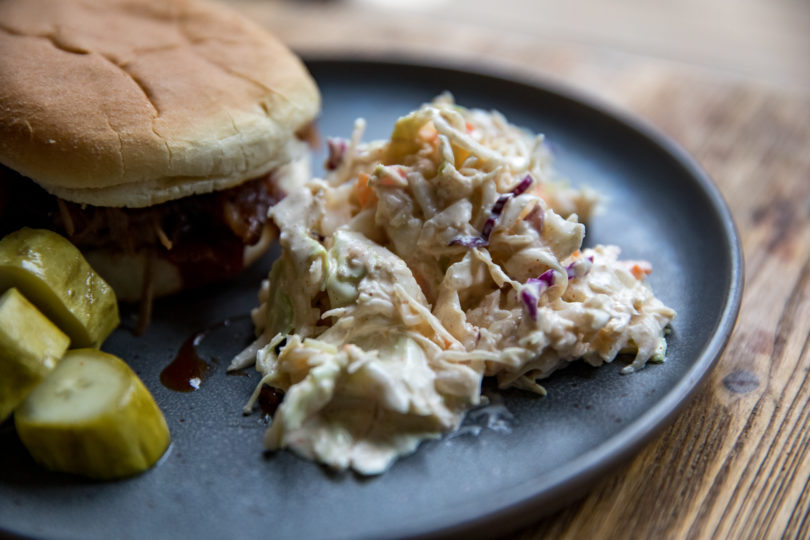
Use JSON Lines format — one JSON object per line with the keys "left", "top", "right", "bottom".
{"left": 465, "top": 121, "right": 475, "bottom": 133}
{"left": 377, "top": 167, "right": 407, "bottom": 187}
{"left": 356, "top": 173, "right": 376, "bottom": 208}
{"left": 572, "top": 249, "right": 581, "bottom": 258}
{"left": 630, "top": 263, "right": 652, "bottom": 280}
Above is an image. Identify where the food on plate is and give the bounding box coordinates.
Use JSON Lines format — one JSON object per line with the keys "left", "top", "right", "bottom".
{"left": 14, "top": 349, "right": 171, "bottom": 480}
{"left": 0, "top": 230, "right": 164, "bottom": 478}
{"left": 0, "top": 0, "right": 321, "bottom": 318}
{"left": 0, "top": 288, "right": 70, "bottom": 423}
{"left": 0, "top": 228, "right": 119, "bottom": 348}
{"left": 233, "top": 95, "right": 676, "bottom": 474}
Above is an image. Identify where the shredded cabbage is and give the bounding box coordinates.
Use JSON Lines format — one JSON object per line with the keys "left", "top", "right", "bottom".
{"left": 233, "top": 94, "right": 675, "bottom": 474}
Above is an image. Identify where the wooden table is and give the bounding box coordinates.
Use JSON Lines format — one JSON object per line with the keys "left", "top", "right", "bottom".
{"left": 227, "top": 1, "right": 810, "bottom": 537}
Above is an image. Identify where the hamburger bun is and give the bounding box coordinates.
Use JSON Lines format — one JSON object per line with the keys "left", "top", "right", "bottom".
{"left": 0, "top": 0, "right": 320, "bottom": 208}
{"left": 0, "top": 0, "right": 320, "bottom": 310}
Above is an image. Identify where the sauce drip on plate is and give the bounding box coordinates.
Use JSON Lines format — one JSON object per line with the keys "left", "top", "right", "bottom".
{"left": 160, "top": 331, "right": 211, "bottom": 392}
{"left": 160, "top": 316, "right": 251, "bottom": 392}
{"left": 257, "top": 386, "right": 284, "bottom": 419}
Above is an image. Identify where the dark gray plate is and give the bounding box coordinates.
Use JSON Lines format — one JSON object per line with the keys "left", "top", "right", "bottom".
{"left": 0, "top": 58, "right": 743, "bottom": 540}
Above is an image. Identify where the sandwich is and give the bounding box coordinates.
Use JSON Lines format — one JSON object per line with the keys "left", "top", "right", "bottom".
{"left": 0, "top": 0, "right": 320, "bottom": 325}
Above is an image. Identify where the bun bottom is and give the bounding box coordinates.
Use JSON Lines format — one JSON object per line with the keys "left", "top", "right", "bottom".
{"left": 85, "top": 222, "right": 276, "bottom": 303}
{"left": 79, "top": 150, "right": 309, "bottom": 305}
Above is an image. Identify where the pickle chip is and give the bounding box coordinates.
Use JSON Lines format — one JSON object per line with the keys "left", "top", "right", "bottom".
{"left": 0, "top": 228, "right": 119, "bottom": 348}
{"left": 14, "top": 349, "right": 171, "bottom": 479}
{"left": 0, "top": 288, "right": 70, "bottom": 422}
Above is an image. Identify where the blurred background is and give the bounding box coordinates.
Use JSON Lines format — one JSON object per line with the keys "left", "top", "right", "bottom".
{"left": 225, "top": 0, "right": 809, "bottom": 92}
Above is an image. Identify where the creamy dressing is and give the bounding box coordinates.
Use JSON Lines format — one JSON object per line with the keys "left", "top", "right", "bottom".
{"left": 232, "top": 95, "right": 675, "bottom": 474}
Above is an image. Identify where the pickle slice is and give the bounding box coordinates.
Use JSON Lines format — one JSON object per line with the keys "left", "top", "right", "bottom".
{"left": 0, "top": 228, "right": 119, "bottom": 348}
{"left": 14, "top": 349, "right": 171, "bottom": 479}
{"left": 0, "top": 288, "right": 70, "bottom": 422}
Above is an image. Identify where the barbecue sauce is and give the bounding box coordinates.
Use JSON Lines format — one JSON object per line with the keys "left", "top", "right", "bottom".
{"left": 257, "top": 386, "right": 284, "bottom": 419}
{"left": 160, "top": 316, "right": 251, "bottom": 392}
{"left": 160, "top": 331, "right": 211, "bottom": 392}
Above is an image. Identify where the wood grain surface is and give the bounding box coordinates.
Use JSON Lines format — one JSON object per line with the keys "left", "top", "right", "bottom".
{"left": 523, "top": 80, "right": 810, "bottom": 540}
{"left": 228, "top": 1, "right": 810, "bottom": 537}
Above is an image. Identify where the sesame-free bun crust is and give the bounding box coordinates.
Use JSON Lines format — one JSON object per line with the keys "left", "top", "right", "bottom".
{"left": 0, "top": 0, "right": 320, "bottom": 207}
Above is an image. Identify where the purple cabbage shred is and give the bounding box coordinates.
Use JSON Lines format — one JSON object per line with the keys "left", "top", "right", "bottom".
{"left": 511, "top": 174, "right": 533, "bottom": 196}
{"left": 520, "top": 290, "right": 538, "bottom": 321}
{"left": 449, "top": 175, "right": 536, "bottom": 249}
{"left": 490, "top": 194, "right": 510, "bottom": 217}
{"left": 529, "top": 269, "right": 555, "bottom": 288}
{"left": 325, "top": 138, "right": 347, "bottom": 171}
{"left": 449, "top": 235, "right": 488, "bottom": 248}
{"left": 479, "top": 217, "right": 496, "bottom": 241}
{"left": 565, "top": 257, "right": 594, "bottom": 280}
{"left": 521, "top": 269, "right": 556, "bottom": 320}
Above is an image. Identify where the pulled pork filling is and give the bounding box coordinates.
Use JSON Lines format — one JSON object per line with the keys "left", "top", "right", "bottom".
{"left": 0, "top": 164, "right": 284, "bottom": 292}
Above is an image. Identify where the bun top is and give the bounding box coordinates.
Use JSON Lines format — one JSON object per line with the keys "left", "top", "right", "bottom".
{"left": 0, "top": 0, "right": 320, "bottom": 207}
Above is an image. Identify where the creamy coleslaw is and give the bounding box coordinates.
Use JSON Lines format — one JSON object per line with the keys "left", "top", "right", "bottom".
{"left": 231, "top": 95, "right": 675, "bottom": 474}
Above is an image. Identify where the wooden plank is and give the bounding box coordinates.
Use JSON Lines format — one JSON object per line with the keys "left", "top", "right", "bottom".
{"left": 225, "top": 0, "right": 810, "bottom": 89}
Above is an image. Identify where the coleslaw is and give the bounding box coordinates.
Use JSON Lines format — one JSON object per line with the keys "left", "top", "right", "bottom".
{"left": 231, "top": 95, "right": 675, "bottom": 474}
